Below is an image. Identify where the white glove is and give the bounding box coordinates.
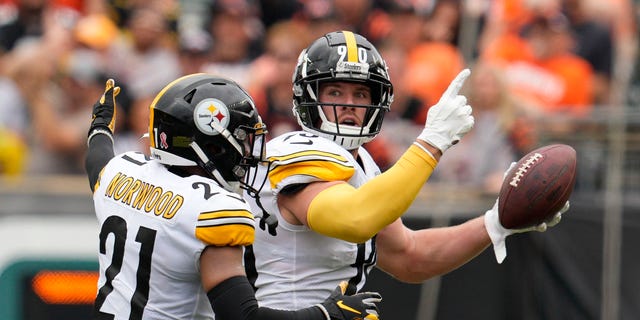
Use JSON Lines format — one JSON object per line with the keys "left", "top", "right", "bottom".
{"left": 484, "top": 162, "right": 570, "bottom": 263}
{"left": 417, "top": 68, "right": 475, "bottom": 153}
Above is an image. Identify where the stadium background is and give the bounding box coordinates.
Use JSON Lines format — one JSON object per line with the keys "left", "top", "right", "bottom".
{"left": 2, "top": 118, "right": 640, "bottom": 319}
{"left": 1, "top": 0, "right": 640, "bottom": 319}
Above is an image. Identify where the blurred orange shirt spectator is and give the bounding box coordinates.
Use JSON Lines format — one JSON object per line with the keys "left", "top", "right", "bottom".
{"left": 405, "top": 42, "right": 465, "bottom": 123}
{"left": 509, "top": 55, "right": 593, "bottom": 115}
{"left": 482, "top": 13, "right": 594, "bottom": 117}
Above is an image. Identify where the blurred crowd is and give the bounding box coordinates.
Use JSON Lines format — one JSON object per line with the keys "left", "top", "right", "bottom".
{"left": 0, "top": 0, "right": 638, "bottom": 194}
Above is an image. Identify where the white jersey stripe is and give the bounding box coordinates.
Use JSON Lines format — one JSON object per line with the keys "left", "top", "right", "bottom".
{"left": 197, "top": 216, "right": 255, "bottom": 228}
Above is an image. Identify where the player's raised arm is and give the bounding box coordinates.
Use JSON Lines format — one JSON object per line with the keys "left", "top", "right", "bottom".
{"left": 85, "top": 79, "right": 120, "bottom": 192}
{"left": 305, "top": 69, "right": 475, "bottom": 243}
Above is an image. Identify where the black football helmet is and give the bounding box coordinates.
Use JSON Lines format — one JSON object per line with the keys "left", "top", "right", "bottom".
{"left": 149, "top": 73, "right": 267, "bottom": 192}
{"left": 292, "top": 30, "right": 394, "bottom": 150}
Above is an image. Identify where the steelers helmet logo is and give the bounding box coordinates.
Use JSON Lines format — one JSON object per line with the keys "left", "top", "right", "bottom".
{"left": 194, "top": 98, "right": 230, "bottom": 135}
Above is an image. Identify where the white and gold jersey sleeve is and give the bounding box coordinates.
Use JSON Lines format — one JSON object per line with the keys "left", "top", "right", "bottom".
{"left": 266, "top": 131, "right": 370, "bottom": 191}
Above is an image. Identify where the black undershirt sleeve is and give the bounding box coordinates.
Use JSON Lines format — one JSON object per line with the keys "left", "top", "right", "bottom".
{"left": 208, "top": 276, "right": 326, "bottom": 320}
{"left": 85, "top": 134, "right": 115, "bottom": 192}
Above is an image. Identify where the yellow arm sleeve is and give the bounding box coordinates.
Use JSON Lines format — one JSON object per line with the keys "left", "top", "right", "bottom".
{"left": 306, "top": 144, "right": 438, "bottom": 243}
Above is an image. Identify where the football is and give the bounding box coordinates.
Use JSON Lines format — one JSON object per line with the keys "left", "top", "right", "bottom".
{"left": 498, "top": 144, "right": 577, "bottom": 229}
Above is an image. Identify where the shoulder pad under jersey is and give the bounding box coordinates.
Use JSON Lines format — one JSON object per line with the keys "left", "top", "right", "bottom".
{"left": 266, "top": 131, "right": 356, "bottom": 192}
{"left": 194, "top": 188, "right": 255, "bottom": 247}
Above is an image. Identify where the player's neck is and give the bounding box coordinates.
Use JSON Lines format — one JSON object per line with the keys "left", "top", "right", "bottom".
{"left": 352, "top": 149, "right": 365, "bottom": 169}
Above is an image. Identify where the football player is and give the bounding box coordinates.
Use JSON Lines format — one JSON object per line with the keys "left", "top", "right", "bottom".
{"left": 243, "top": 31, "right": 570, "bottom": 311}
{"left": 85, "top": 74, "right": 382, "bottom": 319}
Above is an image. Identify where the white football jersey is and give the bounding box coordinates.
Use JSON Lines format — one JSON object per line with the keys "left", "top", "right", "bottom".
{"left": 93, "top": 151, "right": 255, "bottom": 320}
{"left": 244, "top": 131, "right": 380, "bottom": 310}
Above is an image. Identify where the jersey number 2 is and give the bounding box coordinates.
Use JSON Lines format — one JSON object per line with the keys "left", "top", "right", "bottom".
{"left": 94, "top": 215, "right": 157, "bottom": 320}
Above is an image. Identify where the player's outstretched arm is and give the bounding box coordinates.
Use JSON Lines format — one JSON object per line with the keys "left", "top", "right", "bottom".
{"left": 85, "top": 79, "right": 120, "bottom": 192}
{"left": 305, "top": 69, "right": 474, "bottom": 243}
{"left": 209, "top": 277, "right": 381, "bottom": 320}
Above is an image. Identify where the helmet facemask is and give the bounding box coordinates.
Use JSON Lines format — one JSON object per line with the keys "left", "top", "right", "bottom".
{"left": 296, "top": 75, "right": 390, "bottom": 150}
{"left": 190, "top": 121, "right": 268, "bottom": 194}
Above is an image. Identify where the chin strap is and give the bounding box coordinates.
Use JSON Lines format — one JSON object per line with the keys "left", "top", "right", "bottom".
{"left": 189, "top": 142, "right": 236, "bottom": 192}
{"left": 242, "top": 161, "right": 278, "bottom": 236}
{"left": 255, "top": 195, "right": 278, "bottom": 236}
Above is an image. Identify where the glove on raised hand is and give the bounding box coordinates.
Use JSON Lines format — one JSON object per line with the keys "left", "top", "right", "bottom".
{"left": 484, "top": 162, "right": 571, "bottom": 263}
{"left": 88, "top": 79, "right": 120, "bottom": 144}
{"left": 417, "top": 69, "right": 474, "bottom": 153}
{"left": 317, "top": 281, "right": 382, "bottom": 320}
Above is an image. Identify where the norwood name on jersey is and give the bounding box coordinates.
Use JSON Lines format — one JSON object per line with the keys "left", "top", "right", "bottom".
{"left": 105, "top": 170, "right": 184, "bottom": 219}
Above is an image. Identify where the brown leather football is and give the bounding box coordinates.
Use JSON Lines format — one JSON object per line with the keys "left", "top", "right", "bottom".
{"left": 499, "top": 144, "right": 577, "bottom": 229}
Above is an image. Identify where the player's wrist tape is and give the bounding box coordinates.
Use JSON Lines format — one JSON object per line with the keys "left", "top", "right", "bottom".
{"left": 315, "top": 304, "right": 331, "bottom": 320}
{"left": 87, "top": 128, "right": 114, "bottom": 147}
{"left": 412, "top": 141, "right": 436, "bottom": 160}
{"left": 417, "top": 128, "right": 450, "bottom": 153}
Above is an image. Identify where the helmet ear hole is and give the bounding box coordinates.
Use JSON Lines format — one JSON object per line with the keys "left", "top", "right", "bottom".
{"left": 183, "top": 90, "right": 196, "bottom": 104}
{"left": 203, "top": 142, "right": 224, "bottom": 158}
